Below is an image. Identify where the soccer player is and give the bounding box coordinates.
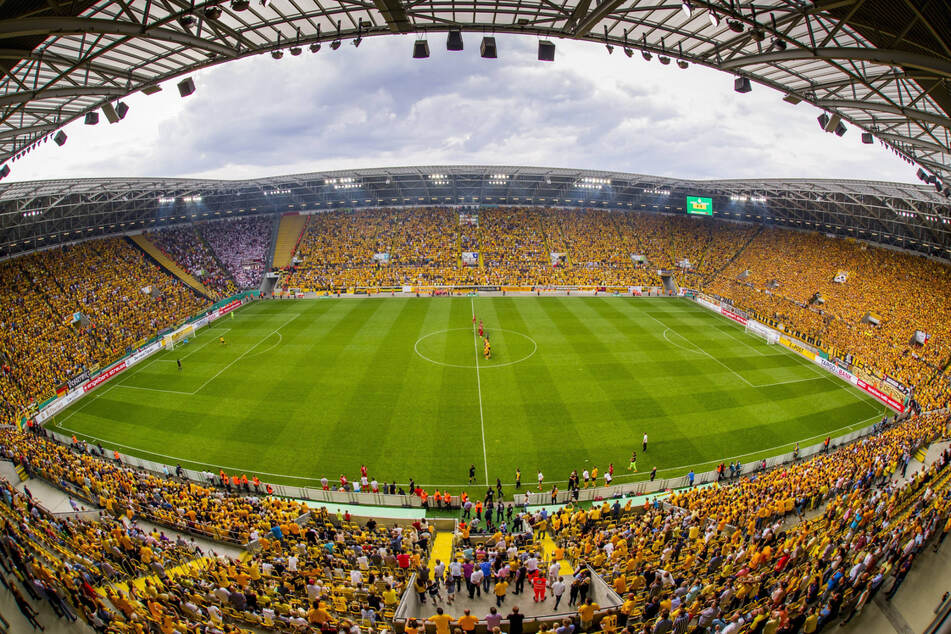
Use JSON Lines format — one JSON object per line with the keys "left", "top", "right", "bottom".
{"left": 642, "top": 433, "right": 648, "bottom": 452}
{"left": 628, "top": 451, "right": 637, "bottom": 472}
{"left": 468, "top": 464, "right": 476, "bottom": 484}
{"left": 219, "top": 336, "right": 226, "bottom": 345}
{"left": 515, "top": 468, "right": 521, "bottom": 489}
{"left": 478, "top": 320, "right": 484, "bottom": 337}
{"left": 177, "top": 359, "right": 182, "bottom": 371}
{"left": 537, "top": 470, "right": 544, "bottom": 490}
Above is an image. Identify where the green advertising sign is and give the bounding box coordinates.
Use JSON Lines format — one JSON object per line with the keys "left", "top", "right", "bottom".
{"left": 686, "top": 196, "right": 714, "bottom": 216}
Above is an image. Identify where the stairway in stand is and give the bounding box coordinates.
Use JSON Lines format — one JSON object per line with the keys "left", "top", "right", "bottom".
{"left": 272, "top": 214, "right": 309, "bottom": 270}
{"left": 129, "top": 234, "right": 214, "bottom": 299}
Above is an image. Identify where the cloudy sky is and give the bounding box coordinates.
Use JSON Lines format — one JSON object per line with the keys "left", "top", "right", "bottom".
{"left": 9, "top": 34, "right": 917, "bottom": 183}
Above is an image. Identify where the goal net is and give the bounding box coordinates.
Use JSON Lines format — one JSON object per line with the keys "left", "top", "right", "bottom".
{"left": 745, "top": 320, "right": 780, "bottom": 345}
{"left": 162, "top": 324, "right": 195, "bottom": 351}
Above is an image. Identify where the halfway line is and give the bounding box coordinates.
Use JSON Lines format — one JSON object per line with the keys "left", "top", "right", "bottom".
{"left": 471, "top": 296, "right": 489, "bottom": 486}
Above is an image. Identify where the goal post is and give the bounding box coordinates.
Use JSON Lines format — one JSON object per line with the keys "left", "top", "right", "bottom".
{"left": 162, "top": 324, "right": 196, "bottom": 351}
{"left": 746, "top": 320, "right": 780, "bottom": 345}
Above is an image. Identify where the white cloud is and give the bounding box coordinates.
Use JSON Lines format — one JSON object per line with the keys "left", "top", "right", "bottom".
{"left": 6, "top": 34, "right": 918, "bottom": 183}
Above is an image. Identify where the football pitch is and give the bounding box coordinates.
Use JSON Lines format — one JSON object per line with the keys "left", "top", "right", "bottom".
{"left": 49, "top": 296, "right": 885, "bottom": 493}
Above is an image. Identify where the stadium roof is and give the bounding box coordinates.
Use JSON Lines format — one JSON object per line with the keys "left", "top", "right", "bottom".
{"left": 2, "top": 165, "right": 949, "bottom": 261}
{"left": 0, "top": 1, "right": 949, "bottom": 183}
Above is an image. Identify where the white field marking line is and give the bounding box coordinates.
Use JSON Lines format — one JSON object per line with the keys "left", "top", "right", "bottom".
{"left": 113, "top": 385, "right": 194, "bottom": 395}
{"left": 190, "top": 313, "right": 298, "bottom": 395}
{"left": 180, "top": 327, "right": 233, "bottom": 361}
{"left": 243, "top": 332, "right": 282, "bottom": 360}
{"left": 56, "top": 413, "right": 883, "bottom": 487}
{"left": 646, "top": 311, "right": 755, "bottom": 387}
{"left": 414, "top": 328, "right": 538, "bottom": 369}
{"left": 752, "top": 376, "right": 827, "bottom": 388}
{"left": 56, "top": 384, "right": 116, "bottom": 425}
{"left": 662, "top": 328, "right": 704, "bottom": 355}
{"left": 471, "top": 296, "right": 489, "bottom": 486}
{"left": 691, "top": 303, "right": 882, "bottom": 412}
{"left": 716, "top": 324, "right": 785, "bottom": 358}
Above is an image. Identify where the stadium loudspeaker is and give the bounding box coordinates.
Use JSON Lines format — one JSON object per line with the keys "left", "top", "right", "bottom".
{"left": 447, "top": 29, "right": 463, "bottom": 51}
{"left": 84, "top": 112, "right": 99, "bottom": 125}
{"left": 733, "top": 77, "right": 751, "bottom": 93}
{"left": 823, "top": 113, "right": 841, "bottom": 132}
{"left": 834, "top": 122, "right": 847, "bottom": 137}
{"left": 53, "top": 131, "right": 67, "bottom": 146}
{"left": 177, "top": 77, "right": 196, "bottom": 97}
{"left": 917, "top": 169, "right": 928, "bottom": 181}
{"left": 0, "top": 165, "right": 9, "bottom": 179}
{"left": 413, "top": 39, "right": 430, "bottom": 58}
{"left": 102, "top": 103, "right": 120, "bottom": 124}
{"left": 116, "top": 102, "right": 129, "bottom": 120}
{"left": 480, "top": 36, "right": 497, "bottom": 59}
{"left": 861, "top": 132, "right": 873, "bottom": 144}
{"left": 782, "top": 94, "right": 801, "bottom": 104}
{"left": 817, "top": 113, "right": 829, "bottom": 130}
{"left": 538, "top": 40, "right": 555, "bottom": 61}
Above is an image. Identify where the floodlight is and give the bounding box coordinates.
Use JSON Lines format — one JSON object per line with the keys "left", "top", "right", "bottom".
{"left": 538, "top": 40, "right": 555, "bottom": 61}
{"left": 480, "top": 36, "right": 497, "bottom": 58}
{"left": 413, "top": 39, "right": 430, "bottom": 58}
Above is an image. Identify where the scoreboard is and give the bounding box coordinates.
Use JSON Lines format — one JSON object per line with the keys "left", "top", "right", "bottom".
{"left": 686, "top": 196, "right": 714, "bottom": 216}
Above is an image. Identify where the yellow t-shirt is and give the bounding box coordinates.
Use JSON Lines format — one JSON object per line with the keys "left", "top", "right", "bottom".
{"left": 578, "top": 602, "right": 599, "bottom": 622}
{"left": 458, "top": 615, "right": 479, "bottom": 631}
{"left": 428, "top": 614, "right": 453, "bottom": 634}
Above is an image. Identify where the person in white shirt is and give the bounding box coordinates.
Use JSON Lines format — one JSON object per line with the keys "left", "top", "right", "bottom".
{"left": 551, "top": 577, "right": 566, "bottom": 609}
{"left": 469, "top": 568, "right": 484, "bottom": 597}
{"left": 287, "top": 555, "right": 299, "bottom": 573}
{"left": 357, "top": 554, "right": 369, "bottom": 570}
{"left": 548, "top": 561, "right": 561, "bottom": 583}
{"left": 525, "top": 555, "right": 539, "bottom": 573}
{"left": 449, "top": 560, "right": 463, "bottom": 592}
{"left": 307, "top": 581, "right": 321, "bottom": 600}
{"left": 350, "top": 569, "right": 363, "bottom": 585}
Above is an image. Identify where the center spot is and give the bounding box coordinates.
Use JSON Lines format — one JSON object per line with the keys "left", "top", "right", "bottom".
{"left": 414, "top": 327, "right": 538, "bottom": 369}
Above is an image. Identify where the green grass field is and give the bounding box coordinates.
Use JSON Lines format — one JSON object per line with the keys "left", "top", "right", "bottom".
{"left": 50, "top": 296, "right": 885, "bottom": 493}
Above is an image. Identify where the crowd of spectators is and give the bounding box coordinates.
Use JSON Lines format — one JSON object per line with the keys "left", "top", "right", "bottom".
{"left": 1, "top": 410, "right": 947, "bottom": 633}
{"left": 0, "top": 423, "right": 434, "bottom": 632}
{"left": 199, "top": 217, "right": 272, "bottom": 289}
{"left": 706, "top": 227, "right": 951, "bottom": 410}
{"left": 0, "top": 238, "right": 207, "bottom": 428}
{"left": 536, "top": 411, "right": 950, "bottom": 634}
{"left": 149, "top": 226, "right": 239, "bottom": 300}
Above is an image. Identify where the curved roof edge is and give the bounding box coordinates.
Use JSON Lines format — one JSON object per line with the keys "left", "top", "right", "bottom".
{"left": 1, "top": 165, "right": 948, "bottom": 262}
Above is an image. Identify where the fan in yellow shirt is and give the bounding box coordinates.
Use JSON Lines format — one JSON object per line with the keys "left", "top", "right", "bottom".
{"left": 428, "top": 608, "right": 453, "bottom": 634}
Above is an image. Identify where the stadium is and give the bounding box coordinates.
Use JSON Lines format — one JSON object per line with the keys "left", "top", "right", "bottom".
{"left": 1, "top": 1, "right": 951, "bottom": 634}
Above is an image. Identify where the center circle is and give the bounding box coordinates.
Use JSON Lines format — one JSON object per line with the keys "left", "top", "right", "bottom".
{"left": 414, "top": 327, "right": 538, "bottom": 369}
